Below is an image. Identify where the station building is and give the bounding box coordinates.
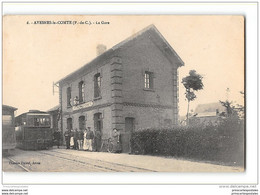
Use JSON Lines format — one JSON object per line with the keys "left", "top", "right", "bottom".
{"left": 55, "top": 25, "right": 184, "bottom": 152}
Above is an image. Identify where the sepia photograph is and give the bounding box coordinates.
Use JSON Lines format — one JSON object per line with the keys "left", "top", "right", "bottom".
{"left": 2, "top": 15, "right": 245, "bottom": 173}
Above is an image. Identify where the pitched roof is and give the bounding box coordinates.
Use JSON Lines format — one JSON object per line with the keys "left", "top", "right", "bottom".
{"left": 47, "top": 105, "right": 60, "bottom": 112}
{"left": 16, "top": 110, "right": 49, "bottom": 118}
{"left": 195, "top": 112, "right": 218, "bottom": 117}
{"left": 112, "top": 24, "right": 184, "bottom": 66}
{"left": 56, "top": 24, "right": 184, "bottom": 84}
{"left": 2, "top": 105, "right": 17, "bottom": 111}
{"left": 195, "top": 102, "right": 226, "bottom": 113}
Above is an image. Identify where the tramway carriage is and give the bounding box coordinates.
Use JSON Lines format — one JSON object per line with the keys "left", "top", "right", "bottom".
{"left": 15, "top": 110, "right": 52, "bottom": 150}
{"left": 2, "top": 105, "right": 17, "bottom": 153}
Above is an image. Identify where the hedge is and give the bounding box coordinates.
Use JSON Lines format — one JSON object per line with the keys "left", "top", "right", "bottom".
{"left": 130, "top": 117, "right": 244, "bottom": 166}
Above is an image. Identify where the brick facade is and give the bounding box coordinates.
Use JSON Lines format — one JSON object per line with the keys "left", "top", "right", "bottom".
{"left": 56, "top": 25, "right": 184, "bottom": 152}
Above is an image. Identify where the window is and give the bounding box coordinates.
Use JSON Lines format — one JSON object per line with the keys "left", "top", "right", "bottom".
{"left": 94, "top": 73, "right": 101, "bottom": 98}
{"left": 67, "top": 118, "right": 73, "bottom": 130}
{"left": 74, "top": 96, "right": 79, "bottom": 106}
{"left": 144, "top": 71, "right": 153, "bottom": 89}
{"left": 29, "top": 117, "right": 50, "bottom": 127}
{"left": 67, "top": 87, "right": 72, "bottom": 107}
{"left": 34, "top": 118, "right": 40, "bottom": 126}
{"left": 78, "top": 81, "right": 85, "bottom": 104}
{"left": 27, "top": 117, "right": 34, "bottom": 126}
{"left": 79, "top": 116, "right": 86, "bottom": 130}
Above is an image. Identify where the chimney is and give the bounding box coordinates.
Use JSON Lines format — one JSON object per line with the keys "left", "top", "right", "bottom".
{"left": 96, "top": 44, "right": 107, "bottom": 56}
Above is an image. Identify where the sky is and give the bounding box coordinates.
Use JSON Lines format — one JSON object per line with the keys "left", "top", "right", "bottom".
{"left": 3, "top": 15, "right": 244, "bottom": 116}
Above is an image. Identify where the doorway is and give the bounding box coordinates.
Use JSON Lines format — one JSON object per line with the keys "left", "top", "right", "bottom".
{"left": 122, "top": 117, "right": 135, "bottom": 153}
{"left": 79, "top": 116, "right": 85, "bottom": 130}
{"left": 94, "top": 113, "right": 103, "bottom": 133}
{"left": 67, "top": 118, "right": 72, "bottom": 130}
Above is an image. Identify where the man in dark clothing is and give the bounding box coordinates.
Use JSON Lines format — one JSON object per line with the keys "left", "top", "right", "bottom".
{"left": 78, "top": 129, "right": 84, "bottom": 150}
{"left": 112, "top": 128, "right": 122, "bottom": 153}
{"left": 53, "top": 130, "right": 62, "bottom": 148}
{"left": 64, "top": 129, "right": 71, "bottom": 149}
{"left": 74, "top": 128, "right": 79, "bottom": 150}
{"left": 94, "top": 130, "right": 102, "bottom": 152}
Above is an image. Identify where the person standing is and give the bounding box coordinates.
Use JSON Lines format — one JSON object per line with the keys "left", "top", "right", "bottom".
{"left": 83, "top": 129, "right": 88, "bottom": 151}
{"left": 94, "top": 130, "right": 102, "bottom": 152}
{"left": 53, "top": 130, "right": 62, "bottom": 148}
{"left": 64, "top": 129, "right": 71, "bottom": 149}
{"left": 111, "top": 128, "right": 122, "bottom": 153}
{"left": 78, "top": 129, "right": 84, "bottom": 150}
{"left": 70, "top": 129, "right": 75, "bottom": 149}
{"left": 86, "top": 127, "right": 94, "bottom": 151}
{"left": 74, "top": 128, "right": 79, "bottom": 150}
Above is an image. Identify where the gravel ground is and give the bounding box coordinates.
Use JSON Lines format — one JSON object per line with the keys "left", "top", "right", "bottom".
{"left": 2, "top": 148, "right": 244, "bottom": 172}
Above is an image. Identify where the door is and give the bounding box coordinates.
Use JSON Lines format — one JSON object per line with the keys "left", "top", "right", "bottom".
{"left": 122, "top": 117, "right": 134, "bottom": 153}
{"left": 94, "top": 113, "right": 103, "bottom": 133}
{"left": 79, "top": 116, "right": 85, "bottom": 130}
{"left": 67, "top": 118, "right": 73, "bottom": 130}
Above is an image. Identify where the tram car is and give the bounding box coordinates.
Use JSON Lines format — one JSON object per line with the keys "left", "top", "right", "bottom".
{"left": 2, "top": 105, "right": 17, "bottom": 152}
{"left": 15, "top": 110, "right": 52, "bottom": 150}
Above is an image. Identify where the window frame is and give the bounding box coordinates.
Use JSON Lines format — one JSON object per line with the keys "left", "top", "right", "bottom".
{"left": 94, "top": 73, "right": 101, "bottom": 99}
{"left": 78, "top": 81, "right": 85, "bottom": 104}
{"left": 67, "top": 87, "right": 72, "bottom": 108}
{"left": 144, "top": 71, "right": 154, "bottom": 90}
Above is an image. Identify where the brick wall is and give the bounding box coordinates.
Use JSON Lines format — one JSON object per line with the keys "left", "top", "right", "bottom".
{"left": 62, "top": 106, "right": 112, "bottom": 138}
{"left": 120, "top": 36, "right": 177, "bottom": 105}
{"left": 122, "top": 105, "right": 174, "bottom": 130}
{"left": 61, "top": 63, "right": 112, "bottom": 112}
{"left": 60, "top": 58, "right": 114, "bottom": 138}
{"left": 118, "top": 35, "right": 179, "bottom": 126}
{"left": 58, "top": 29, "right": 181, "bottom": 141}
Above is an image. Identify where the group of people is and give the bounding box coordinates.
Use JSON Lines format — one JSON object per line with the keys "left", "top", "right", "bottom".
{"left": 63, "top": 127, "right": 102, "bottom": 152}
{"left": 63, "top": 127, "right": 122, "bottom": 153}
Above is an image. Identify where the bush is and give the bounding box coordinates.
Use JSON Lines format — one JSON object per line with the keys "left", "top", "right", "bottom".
{"left": 131, "top": 118, "right": 244, "bottom": 165}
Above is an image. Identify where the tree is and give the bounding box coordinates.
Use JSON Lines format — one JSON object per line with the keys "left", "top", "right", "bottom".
{"left": 219, "top": 100, "right": 234, "bottom": 117}
{"left": 219, "top": 90, "right": 244, "bottom": 119}
{"left": 182, "top": 70, "right": 204, "bottom": 125}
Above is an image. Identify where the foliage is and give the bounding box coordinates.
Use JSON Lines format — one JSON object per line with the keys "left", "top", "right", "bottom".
{"left": 219, "top": 100, "right": 235, "bottom": 117}
{"left": 131, "top": 120, "right": 244, "bottom": 166}
{"left": 182, "top": 70, "right": 204, "bottom": 93}
{"left": 181, "top": 70, "right": 204, "bottom": 124}
{"left": 219, "top": 93, "right": 244, "bottom": 120}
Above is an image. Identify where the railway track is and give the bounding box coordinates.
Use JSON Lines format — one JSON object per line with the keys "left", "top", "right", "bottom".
{"left": 39, "top": 150, "right": 156, "bottom": 172}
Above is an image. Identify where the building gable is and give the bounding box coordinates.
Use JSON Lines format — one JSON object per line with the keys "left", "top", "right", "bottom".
{"left": 56, "top": 24, "right": 184, "bottom": 85}
{"left": 113, "top": 24, "right": 184, "bottom": 68}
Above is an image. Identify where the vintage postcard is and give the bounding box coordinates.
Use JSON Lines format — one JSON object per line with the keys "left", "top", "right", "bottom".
{"left": 3, "top": 15, "right": 244, "bottom": 173}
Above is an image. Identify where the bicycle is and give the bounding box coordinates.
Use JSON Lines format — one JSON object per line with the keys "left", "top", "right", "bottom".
{"left": 100, "top": 138, "right": 114, "bottom": 153}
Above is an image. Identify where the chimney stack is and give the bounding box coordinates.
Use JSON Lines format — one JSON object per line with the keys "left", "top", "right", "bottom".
{"left": 96, "top": 44, "right": 107, "bottom": 56}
